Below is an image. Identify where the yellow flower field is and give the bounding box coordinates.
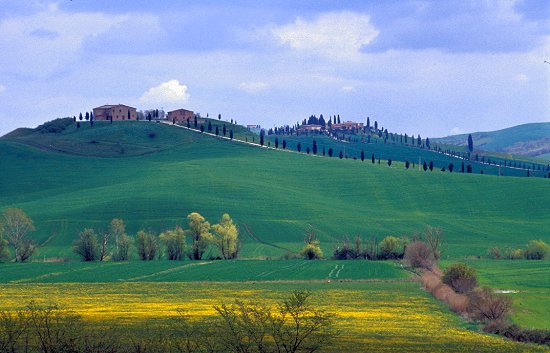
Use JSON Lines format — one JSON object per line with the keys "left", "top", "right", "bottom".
{"left": 0, "top": 282, "right": 545, "bottom": 352}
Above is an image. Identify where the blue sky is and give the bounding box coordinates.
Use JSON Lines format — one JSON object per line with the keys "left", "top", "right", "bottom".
{"left": 0, "top": 0, "right": 548, "bottom": 137}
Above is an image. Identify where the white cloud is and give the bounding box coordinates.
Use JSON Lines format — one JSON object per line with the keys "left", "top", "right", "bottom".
{"left": 271, "top": 11, "right": 379, "bottom": 60}
{"left": 341, "top": 85, "right": 355, "bottom": 92}
{"left": 238, "top": 81, "right": 268, "bottom": 93}
{"left": 0, "top": 84, "right": 6, "bottom": 93}
{"left": 450, "top": 127, "right": 465, "bottom": 135}
{"left": 0, "top": 4, "right": 128, "bottom": 77}
{"left": 139, "top": 80, "right": 190, "bottom": 108}
{"left": 515, "top": 73, "right": 528, "bottom": 82}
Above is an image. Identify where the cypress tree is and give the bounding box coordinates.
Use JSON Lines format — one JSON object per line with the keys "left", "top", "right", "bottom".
{"left": 361, "top": 149, "right": 364, "bottom": 161}
{"left": 312, "top": 139, "right": 317, "bottom": 154}
{"left": 468, "top": 134, "right": 474, "bottom": 152}
{"left": 230, "top": 130, "right": 233, "bottom": 139}
{"left": 297, "top": 142, "right": 301, "bottom": 152}
{"left": 372, "top": 154, "right": 375, "bottom": 163}
{"left": 208, "top": 121, "right": 212, "bottom": 132}
{"left": 223, "top": 124, "right": 227, "bottom": 136}
{"left": 85, "top": 112, "right": 89, "bottom": 121}
{"left": 215, "top": 125, "right": 219, "bottom": 136}
{"left": 79, "top": 113, "right": 83, "bottom": 121}
{"left": 200, "top": 125, "right": 204, "bottom": 133}
{"left": 423, "top": 161, "right": 428, "bottom": 171}
{"left": 260, "top": 130, "right": 265, "bottom": 146}
{"left": 283, "top": 140, "right": 287, "bottom": 149}
{"left": 429, "top": 161, "right": 434, "bottom": 171}
{"left": 275, "top": 137, "right": 279, "bottom": 148}
{"left": 339, "top": 151, "right": 343, "bottom": 159}
{"left": 187, "top": 119, "right": 190, "bottom": 128}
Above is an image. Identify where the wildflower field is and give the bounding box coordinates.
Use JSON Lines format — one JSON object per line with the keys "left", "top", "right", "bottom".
{"left": 0, "top": 280, "right": 544, "bottom": 352}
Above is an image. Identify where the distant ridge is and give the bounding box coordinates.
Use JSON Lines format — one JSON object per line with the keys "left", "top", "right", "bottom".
{"left": 433, "top": 122, "right": 550, "bottom": 160}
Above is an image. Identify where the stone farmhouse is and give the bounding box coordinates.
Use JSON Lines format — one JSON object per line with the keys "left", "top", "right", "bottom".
{"left": 331, "top": 121, "right": 364, "bottom": 131}
{"left": 167, "top": 108, "right": 194, "bottom": 123}
{"left": 93, "top": 104, "right": 137, "bottom": 121}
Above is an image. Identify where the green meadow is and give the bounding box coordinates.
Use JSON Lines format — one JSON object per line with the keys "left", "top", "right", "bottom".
{"left": 1, "top": 121, "right": 549, "bottom": 260}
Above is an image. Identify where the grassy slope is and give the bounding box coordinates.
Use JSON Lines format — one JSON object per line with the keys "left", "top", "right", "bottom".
{"left": 1, "top": 121, "right": 549, "bottom": 260}
{"left": 455, "top": 259, "right": 550, "bottom": 329}
{"left": 432, "top": 122, "right": 550, "bottom": 158}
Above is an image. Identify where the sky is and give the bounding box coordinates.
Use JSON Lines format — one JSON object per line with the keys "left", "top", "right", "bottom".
{"left": 0, "top": 0, "right": 548, "bottom": 137}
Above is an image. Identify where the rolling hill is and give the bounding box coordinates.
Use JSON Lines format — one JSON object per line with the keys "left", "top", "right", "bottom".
{"left": 1, "top": 120, "right": 549, "bottom": 260}
{"left": 432, "top": 122, "right": 550, "bottom": 160}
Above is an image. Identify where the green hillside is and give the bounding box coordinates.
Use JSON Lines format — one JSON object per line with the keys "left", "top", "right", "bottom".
{"left": 433, "top": 122, "right": 550, "bottom": 160}
{"left": 1, "top": 120, "right": 549, "bottom": 259}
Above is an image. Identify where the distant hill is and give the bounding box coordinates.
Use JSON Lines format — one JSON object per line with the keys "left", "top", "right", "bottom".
{"left": 432, "top": 123, "right": 550, "bottom": 160}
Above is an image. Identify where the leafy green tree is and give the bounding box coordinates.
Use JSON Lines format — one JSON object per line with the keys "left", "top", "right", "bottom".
{"left": 73, "top": 228, "right": 100, "bottom": 261}
{"left": 212, "top": 214, "right": 240, "bottom": 259}
{"left": 378, "top": 236, "right": 407, "bottom": 259}
{"left": 113, "top": 233, "right": 132, "bottom": 261}
{"left": 1, "top": 208, "right": 35, "bottom": 262}
{"left": 188, "top": 213, "right": 213, "bottom": 260}
{"left": 160, "top": 226, "right": 186, "bottom": 260}
{"left": 136, "top": 230, "right": 159, "bottom": 260}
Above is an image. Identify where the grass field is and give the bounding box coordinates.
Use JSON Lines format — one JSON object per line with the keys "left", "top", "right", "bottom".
{"left": 450, "top": 259, "right": 550, "bottom": 329}
{"left": 0, "top": 260, "right": 407, "bottom": 283}
{"left": 0, "top": 280, "right": 545, "bottom": 352}
{"left": 1, "top": 121, "right": 549, "bottom": 261}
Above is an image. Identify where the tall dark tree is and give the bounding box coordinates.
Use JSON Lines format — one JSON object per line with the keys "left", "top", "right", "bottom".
{"left": 275, "top": 137, "right": 279, "bottom": 148}
{"left": 405, "top": 160, "right": 410, "bottom": 169}
{"left": 339, "top": 151, "right": 343, "bottom": 159}
{"left": 423, "top": 161, "right": 428, "bottom": 171}
{"left": 360, "top": 149, "right": 365, "bottom": 161}
{"left": 90, "top": 112, "right": 94, "bottom": 121}
{"left": 230, "top": 130, "right": 233, "bottom": 139}
{"left": 374, "top": 121, "right": 378, "bottom": 131}
{"left": 467, "top": 164, "right": 472, "bottom": 173}
{"left": 417, "top": 134, "right": 421, "bottom": 146}
{"left": 426, "top": 137, "right": 430, "bottom": 149}
{"left": 461, "top": 162, "right": 465, "bottom": 173}
{"left": 194, "top": 116, "right": 197, "bottom": 128}
{"left": 73, "top": 116, "right": 76, "bottom": 122}
{"left": 223, "top": 124, "right": 227, "bottom": 136}
{"left": 372, "top": 153, "right": 375, "bottom": 164}
{"left": 79, "top": 112, "right": 83, "bottom": 121}
{"left": 366, "top": 117, "right": 370, "bottom": 128}
{"left": 312, "top": 139, "right": 317, "bottom": 154}
{"left": 208, "top": 121, "right": 212, "bottom": 132}
{"left": 429, "top": 161, "right": 434, "bottom": 171}
{"left": 387, "top": 158, "right": 392, "bottom": 167}
{"left": 468, "top": 134, "right": 474, "bottom": 152}
{"left": 328, "top": 148, "right": 333, "bottom": 157}
{"left": 337, "top": 115, "right": 341, "bottom": 124}
{"left": 128, "top": 110, "right": 131, "bottom": 120}
{"left": 260, "top": 129, "right": 265, "bottom": 146}
{"left": 85, "top": 112, "right": 89, "bottom": 121}
{"left": 282, "top": 140, "right": 287, "bottom": 149}
{"left": 215, "top": 125, "right": 219, "bottom": 136}
{"left": 200, "top": 125, "right": 204, "bottom": 133}
{"left": 448, "top": 163, "right": 454, "bottom": 173}
{"left": 218, "top": 113, "right": 221, "bottom": 120}
{"left": 322, "top": 147, "right": 325, "bottom": 156}
{"left": 187, "top": 119, "right": 190, "bottom": 128}
{"left": 306, "top": 147, "right": 310, "bottom": 154}
{"left": 297, "top": 142, "right": 301, "bottom": 152}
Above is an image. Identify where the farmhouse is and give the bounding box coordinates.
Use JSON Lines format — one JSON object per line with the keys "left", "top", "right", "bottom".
{"left": 331, "top": 121, "right": 364, "bottom": 131}
{"left": 93, "top": 104, "right": 137, "bottom": 121}
{"left": 167, "top": 108, "right": 194, "bottom": 123}
{"left": 297, "top": 124, "right": 323, "bottom": 133}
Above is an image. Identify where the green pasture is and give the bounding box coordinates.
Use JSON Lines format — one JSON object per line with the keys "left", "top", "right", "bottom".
{"left": 1, "top": 121, "right": 549, "bottom": 261}
{"left": 0, "top": 260, "right": 407, "bottom": 283}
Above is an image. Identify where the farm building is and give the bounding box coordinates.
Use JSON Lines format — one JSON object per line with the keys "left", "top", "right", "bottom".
{"left": 93, "top": 104, "right": 137, "bottom": 121}
{"left": 331, "top": 121, "right": 364, "bottom": 131}
{"left": 167, "top": 108, "right": 194, "bottom": 123}
{"left": 297, "top": 124, "right": 323, "bottom": 133}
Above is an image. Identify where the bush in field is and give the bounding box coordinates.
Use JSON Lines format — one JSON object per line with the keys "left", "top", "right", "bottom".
{"left": 524, "top": 239, "right": 550, "bottom": 260}
{"left": 378, "top": 236, "right": 407, "bottom": 259}
{"left": 73, "top": 228, "right": 100, "bottom": 261}
{"left": 213, "top": 290, "right": 335, "bottom": 353}
{"left": 442, "top": 263, "right": 478, "bottom": 293}
{"left": 487, "top": 247, "right": 502, "bottom": 259}
{"left": 505, "top": 248, "right": 524, "bottom": 260}
{"left": 136, "top": 230, "right": 159, "bottom": 260}
{"left": 34, "top": 118, "right": 74, "bottom": 134}
{"left": 332, "top": 236, "right": 363, "bottom": 260}
{"left": 404, "top": 241, "right": 434, "bottom": 269}
{"left": 468, "top": 287, "right": 512, "bottom": 322}
{"left": 301, "top": 226, "right": 323, "bottom": 260}
{"left": 0, "top": 231, "right": 8, "bottom": 262}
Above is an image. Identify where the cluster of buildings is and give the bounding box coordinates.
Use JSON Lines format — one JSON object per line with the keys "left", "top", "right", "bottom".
{"left": 92, "top": 105, "right": 196, "bottom": 123}
{"left": 297, "top": 121, "right": 364, "bottom": 134}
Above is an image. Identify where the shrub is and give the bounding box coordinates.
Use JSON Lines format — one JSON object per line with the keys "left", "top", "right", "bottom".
{"left": 505, "top": 248, "right": 524, "bottom": 260}
{"left": 378, "top": 236, "right": 407, "bottom": 259}
{"left": 468, "top": 287, "right": 512, "bottom": 322}
{"left": 404, "top": 241, "right": 434, "bottom": 269}
{"left": 136, "top": 230, "right": 159, "bottom": 261}
{"left": 301, "top": 226, "right": 323, "bottom": 260}
{"left": 524, "top": 239, "right": 550, "bottom": 260}
{"left": 332, "top": 236, "right": 362, "bottom": 260}
{"left": 487, "top": 247, "right": 502, "bottom": 259}
{"left": 442, "top": 263, "right": 478, "bottom": 294}
{"left": 34, "top": 118, "right": 74, "bottom": 134}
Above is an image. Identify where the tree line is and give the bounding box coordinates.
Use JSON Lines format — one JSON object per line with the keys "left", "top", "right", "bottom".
{"left": 73, "top": 213, "right": 239, "bottom": 262}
